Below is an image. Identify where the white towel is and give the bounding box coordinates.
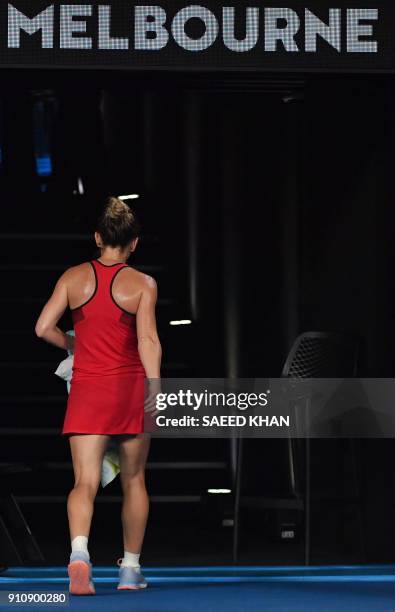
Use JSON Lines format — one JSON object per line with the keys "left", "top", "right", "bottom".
{"left": 55, "top": 330, "right": 120, "bottom": 488}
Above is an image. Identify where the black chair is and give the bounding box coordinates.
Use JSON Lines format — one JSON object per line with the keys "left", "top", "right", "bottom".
{"left": 0, "top": 464, "right": 44, "bottom": 565}
{"left": 282, "top": 331, "right": 359, "bottom": 378}
{"left": 281, "top": 331, "right": 362, "bottom": 565}
{"left": 232, "top": 331, "right": 363, "bottom": 565}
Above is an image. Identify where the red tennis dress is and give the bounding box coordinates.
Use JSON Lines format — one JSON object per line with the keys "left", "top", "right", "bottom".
{"left": 61, "top": 259, "right": 146, "bottom": 436}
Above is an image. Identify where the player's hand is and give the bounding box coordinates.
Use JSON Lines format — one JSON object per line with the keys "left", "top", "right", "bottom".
{"left": 66, "top": 330, "right": 75, "bottom": 354}
{"left": 144, "top": 378, "right": 162, "bottom": 417}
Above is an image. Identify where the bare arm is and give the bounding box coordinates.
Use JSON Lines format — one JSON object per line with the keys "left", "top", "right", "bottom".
{"left": 34, "top": 272, "right": 74, "bottom": 352}
{"left": 136, "top": 276, "right": 162, "bottom": 379}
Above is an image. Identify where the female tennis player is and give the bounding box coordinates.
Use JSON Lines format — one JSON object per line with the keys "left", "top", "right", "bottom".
{"left": 35, "top": 197, "right": 162, "bottom": 595}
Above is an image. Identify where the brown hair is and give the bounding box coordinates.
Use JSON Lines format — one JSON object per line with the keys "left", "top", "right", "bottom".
{"left": 96, "top": 197, "right": 141, "bottom": 248}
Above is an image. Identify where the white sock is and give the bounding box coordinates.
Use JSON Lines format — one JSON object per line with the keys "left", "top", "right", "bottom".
{"left": 71, "top": 536, "right": 89, "bottom": 559}
{"left": 121, "top": 551, "right": 140, "bottom": 569}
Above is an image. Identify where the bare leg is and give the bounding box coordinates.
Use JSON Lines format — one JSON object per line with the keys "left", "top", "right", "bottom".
{"left": 67, "top": 434, "right": 110, "bottom": 540}
{"left": 118, "top": 434, "right": 151, "bottom": 554}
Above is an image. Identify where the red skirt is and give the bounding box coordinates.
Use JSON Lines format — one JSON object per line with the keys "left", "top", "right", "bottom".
{"left": 62, "top": 372, "right": 145, "bottom": 436}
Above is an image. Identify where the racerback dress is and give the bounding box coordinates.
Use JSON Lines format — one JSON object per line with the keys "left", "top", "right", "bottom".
{"left": 61, "top": 258, "right": 146, "bottom": 436}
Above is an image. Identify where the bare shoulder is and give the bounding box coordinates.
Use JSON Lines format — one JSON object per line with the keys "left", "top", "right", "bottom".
{"left": 60, "top": 262, "right": 93, "bottom": 284}
{"left": 125, "top": 267, "right": 158, "bottom": 293}
{"left": 141, "top": 273, "right": 158, "bottom": 297}
{"left": 65, "top": 262, "right": 92, "bottom": 273}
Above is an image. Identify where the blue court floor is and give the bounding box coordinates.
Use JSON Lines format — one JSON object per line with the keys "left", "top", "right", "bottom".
{"left": 2, "top": 565, "right": 395, "bottom": 611}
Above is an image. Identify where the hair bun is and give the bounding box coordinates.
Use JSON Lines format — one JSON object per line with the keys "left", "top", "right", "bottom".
{"left": 106, "top": 197, "right": 131, "bottom": 218}
{"left": 96, "top": 196, "right": 140, "bottom": 249}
